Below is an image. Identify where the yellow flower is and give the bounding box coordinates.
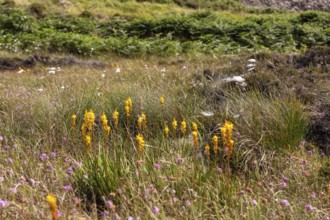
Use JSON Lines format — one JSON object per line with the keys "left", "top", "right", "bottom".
{"left": 136, "top": 133, "right": 145, "bottom": 156}
{"left": 125, "top": 97, "right": 133, "bottom": 119}
{"left": 141, "top": 112, "right": 147, "bottom": 128}
{"left": 220, "top": 120, "right": 234, "bottom": 160}
{"left": 112, "top": 110, "right": 119, "bottom": 129}
{"left": 71, "top": 114, "right": 77, "bottom": 130}
{"left": 192, "top": 122, "right": 198, "bottom": 132}
{"left": 85, "top": 134, "right": 92, "bottom": 152}
{"left": 84, "top": 110, "right": 95, "bottom": 131}
{"left": 137, "top": 117, "right": 143, "bottom": 130}
{"left": 160, "top": 96, "right": 164, "bottom": 107}
{"left": 205, "top": 144, "right": 210, "bottom": 158}
{"left": 180, "top": 119, "right": 187, "bottom": 136}
{"left": 192, "top": 131, "right": 199, "bottom": 150}
{"left": 172, "top": 118, "right": 177, "bottom": 132}
{"left": 164, "top": 124, "right": 169, "bottom": 139}
{"left": 213, "top": 135, "right": 218, "bottom": 154}
{"left": 46, "top": 194, "right": 58, "bottom": 220}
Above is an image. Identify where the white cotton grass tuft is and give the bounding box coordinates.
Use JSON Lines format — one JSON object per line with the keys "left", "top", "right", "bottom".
{"left": 224, "top": 76, "right": 245, "bottom": 83}
{"left": 200, "top": 111, "right": 214, "bottom": 117}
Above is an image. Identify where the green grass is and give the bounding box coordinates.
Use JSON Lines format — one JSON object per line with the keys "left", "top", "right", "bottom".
{"left": 0, "top": 53, "right": 329, "bottom": 219}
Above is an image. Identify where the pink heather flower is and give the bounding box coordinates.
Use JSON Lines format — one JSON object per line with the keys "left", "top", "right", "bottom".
{"left": 7, "top": 169, "right": 13, "bottom": 175}
{"left": 172, "top": 197, "right": 179, "bottom": 203}
{"left": 154, "top": 164, "right": 161, "bottom": 169}
{"left": 152, "top": 206, "right": 160, "bottom": 214}
{"left": 7, "top": 158, "right": 13, "bottom": 164}
{"left": 113, "top": 213, "right": 120, "bottom": 220}
{"left": 29, "top": 178, "right": 36, "bottom": 186}
{"left": 280, "top": 182, "right": 287, "bottom": 188}
{"left": 217, "top": 167, "right": 223, "bottom": 173}
{"left": 66, "top": 167, "right": 74, "bottom": 175}
{"left": 0, "top": 136, "right": 3, "bottom": 142}
{"left": 117, "top": 188, "right": 123, "bottom": 194}
{"left": 105, "top": 200, "right": 113, "bottom": 208}
{"left": 134, "top": 170, "right": 139, "bottom": 176}
{"left": 0, "top": 199, "right": 9, "bottom": 207}
{"left": 50, "top": 152, "right": 56, "bottom": 158}
{"left": 83, "top": 175, "right": 88, "bottom": 179}
{"left": 251, "top": 200, "right": 258, "bottom": 206}
{"left": 185, "top": 200, "right": 191, "bottom": 206}
{"left": 22, "top": 160, "right": 27, "bottom": 166}
{"left": 64, "top": 185, "right": 72, "bottom": 191}
{"left": 39, "top": 153, "right": 49, "bottom": 162}
{"left": 176, "top": 157, "right": 185, "bottom": 165}
{"left": 127, "top": 216, "right": 133, "bottom": 220}
{"left": 281, "top": 199, "right": 290, "bottom": 207}
{"left": 57, "top": 211, "right": 62, "bottom": 217}
{"left": 0, "top": 177, "right": 4, "bottom": 182}
{"left": 45, "top": 164, "right": 54, "bottom": 171}
{"left": 282, "top": 176, "right": 288, "bottom": 182}
{"left": 74, "top": 161, "right": 82, "bottom": 168}
{"left": 310, "top": 192, "right": 316, "bottom": 199}
{"left": 305, "top": 204, "right": 313, "bottom": 212}
{"left": 64, "top": 158, "right": 72, "bottom": 164}
{"left": 101, "top": 211, "right": 109, "bottom": 217}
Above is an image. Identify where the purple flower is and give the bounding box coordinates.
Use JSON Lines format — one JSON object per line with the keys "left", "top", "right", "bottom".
{"left": 323, "top": 217, "right": 330, "bottom": 220}
{"left": 22, "top": 160, "right": 27, "bottom": 166}
{"left": 152, "top": 206, "right": 160, "bottom": 214}
{"left": 101, "top": 210, "right": 109, "bottom": 217}
{"left": 0, "top": 136, "right": 3, "bottom": 142}
{"left": 305, "top": 204, "right": 313, "bottom": 212}
{"left": 74, "top": 161, "right": 82, "bottom": 168}
{"left": 57, "top": 211, "right": 62, "bottom": 217}
{"left": 280, "top": 182, "right": 287, "bottom": 188}
{"left": 0, "top": 199, "right": 9, "bottom": 207}
{"left": 282, "top": 176, "right": 288, "bottom": 183}
{"left": 64, "top": 185, "right": 72, "bottom": 191}
{"left": 172, "top": 197, "right": 179, "bottom": 203}
{"left": 134, "top": 170, "right": 139, "bottom": 176}
{"left": 217, "top": 167, "right": 223, "bottom": 173}
{"left": 281, "top": 199, "right": 290, "bottom": 207}
{"left": 113, "top": 213, "right": 120, "bottom": 220}
{"left": 154, "top": 164, "right": 161, "bottom": 169}
{"left": 127, "top": 216, "right": 133, "bottom": 220}
{"left": 105, "top": 200, "right": 114, "bottom": 208}
{"left": 50, "top": 152, "right": 56, "bottom": 158}
{"left": 7, "top": 158, "right": 13, "bottom": 164}
{"left": 39, "top": 153, "right": 49, "bottom": 162}
{"left": 117, "top": 188, "right": 123, "bottom": 194}
{"left": 29, "top": 178, "right": 36, "bottom": 186}
{"left": 66, "top": 167, "right": 74, "bottom": 175}
{"left": 251, "top": 200, "right": 258, "bottom": 206}
{"left": 176, "top": 157, "right": 185, "bottom": 165}
{"left": 7, "top": 169, "right": 13, "bottom": 175}
{"left": 45, "top": 164, "right": 54, "bottom": 171}
{"left": 310, "top": 192, "right": 316, "bottom": 199}
{"left": 0, "top": 177, "right": 4, "bottom": 182}
{"left": 185, "top": 200, "right": 191, "bottom": 206}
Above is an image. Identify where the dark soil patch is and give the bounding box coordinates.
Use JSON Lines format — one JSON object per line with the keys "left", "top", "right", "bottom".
{"left": 0, "top": 55, "right": 107, "bottom": 71}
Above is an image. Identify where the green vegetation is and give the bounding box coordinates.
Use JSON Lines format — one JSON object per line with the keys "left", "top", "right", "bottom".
{"left": 0, "top": 6, "right": 329, "bottom": 56}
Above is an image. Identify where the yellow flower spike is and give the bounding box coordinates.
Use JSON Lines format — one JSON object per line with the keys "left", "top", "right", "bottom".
{"left": 112, "top": 110, "right": 119, "bottom": 129}
{"left": 213, "top": 135, "right": 219, "bottom": 155}
{"left": 172, "top": 118, "right": 177, "bottom": 132}
{"left": 164, "top": 124, "right": 169, "bottom": 139}
{"left": 125, "top": 105, "right": 130, "bottom": 119}
{"left": 220, "top": 120, "right": 234, "bottom": 161}
{"left": 192, "top": 131, "right": 199, "bottom": 150}
{"left": 84, "top": 110, "right": 95, "bottom": 132}
{"left": 160, "top": 96, "right": 164, "bottom": 107}
{"left": 180, "top": 119, "right": 187, "bottom": 136}
{"left": 46, "top": 194, "right": 58, "bottom": 220}
{"left": 71, "top": 114, "right": 77, "bottom": 130}
{"left": 137, "top": 116, "right": 143, "bottom": 130}
{"left": 205, "top": 144, "right": 210, "bottom": 158}
{"left": 141, "top": 112, "right": 147, "bottom": 129}
{"left": 136, "top": 133, "right": 145, "bottom": 157}
{"left": 192, "top": 122, "right": 198, "bottom": 132}
{"left": 85, "top": 135, "right": 92, "bottom": 152}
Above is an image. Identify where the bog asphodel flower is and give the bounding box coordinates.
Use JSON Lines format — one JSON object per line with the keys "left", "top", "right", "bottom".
{"left": 112, "top": 109, "right": 119, "bottom": 129}
{"left": 164, "top": 124, "right": 169, "bottom": 139}
{"left": 101, "top": 112, "right": 110, "bottom": 142}
{"left": 82, "top": 110, "right": 95, "bottom": 152}
{"left": 192, "top": 131, "right": 199, "bottom": 150}
{"left": 213, "top": 135, "right": 218, "bottom": 155}
{"left": 71, "top": 114, "right": 77, "bottom": 130}
{"left": 220, "top": 120, "right": 234, "bottom": 160}
{"left": 125, "top": 97, "right": 133, "bottom": 119}
{"left": 136, "top": 133, "right": 145, "bottom": 157}
{"left": 142, "top": 112, "right": 147, "bottom": 129}
{"left": 180, "top": 119, "right": 187, "bottom": 136}
{"left": 205, "top": 144, "right": 210, "bottom": 158}
{"left": 172, "top": 118, "right": 177, "bottom": 132}
{"left": 160, "top": 96, "right": 164, "bottom": 107}
{"left": 192, "top": 122, "right": 198, "bottom": 132}
{"left": 46, "top": 194, "right": 58, "bottom": 220}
